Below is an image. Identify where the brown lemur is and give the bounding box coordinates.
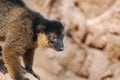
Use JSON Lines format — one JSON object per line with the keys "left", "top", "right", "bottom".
{"left": 0, "top": 0, "right": 65, "bottom": 80}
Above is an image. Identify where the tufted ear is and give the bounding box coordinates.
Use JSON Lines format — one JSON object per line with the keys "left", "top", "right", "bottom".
{"left": 36, "top": 25, "right": 45, "bottom": 34}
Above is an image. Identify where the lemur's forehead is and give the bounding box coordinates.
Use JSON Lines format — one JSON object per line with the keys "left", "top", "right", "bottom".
{"left": 44, "top": 21, "right": 64, "bottom": 33}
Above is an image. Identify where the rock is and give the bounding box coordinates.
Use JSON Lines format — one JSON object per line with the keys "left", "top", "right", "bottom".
{"left": 1, "top": 0, "right": 120, "bottom": 80}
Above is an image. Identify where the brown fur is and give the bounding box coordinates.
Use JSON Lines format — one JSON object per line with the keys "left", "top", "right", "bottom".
{"left": 37, "top": 34, "right": 50, "bottom": 48}
{"left": 0, "top": 0, "right": 48, "bottom": 80}
{"left": 0, "top": 0, "right": 64, "bottom": 80}
{"left": 2, "top": 45, "right": 24, "bottom": 79}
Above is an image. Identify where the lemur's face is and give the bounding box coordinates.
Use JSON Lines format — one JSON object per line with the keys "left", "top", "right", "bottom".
{"left": 37, "top": 20, "right": 65, "bottom": 51}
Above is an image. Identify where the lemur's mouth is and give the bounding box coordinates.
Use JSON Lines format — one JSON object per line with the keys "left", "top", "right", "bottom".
{"left": 55, "top": 48, "right": 64, "bottom": 51}
{"left": 52, "top": 45, "right": 64, "bottom": 51}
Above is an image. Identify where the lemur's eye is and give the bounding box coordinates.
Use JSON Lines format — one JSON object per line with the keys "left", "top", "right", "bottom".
{"left": 49, "top": 33, "right": 57, "bottom": 42}
{"left": 37, "top": 25, "right": 45, "bottom": 34}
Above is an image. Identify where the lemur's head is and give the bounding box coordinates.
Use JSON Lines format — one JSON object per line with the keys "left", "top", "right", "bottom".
{"left": 36, "top": 20, "right": 65, "bottom": 51}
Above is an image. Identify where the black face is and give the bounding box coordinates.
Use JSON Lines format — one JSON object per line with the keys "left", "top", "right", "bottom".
{"left": 39, "top": 20, "right": 65, "bottom": 51}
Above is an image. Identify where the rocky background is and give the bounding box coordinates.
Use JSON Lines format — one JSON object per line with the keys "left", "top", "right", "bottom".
{"left": 1, "top": 0, "right": 120, "bottom": 80}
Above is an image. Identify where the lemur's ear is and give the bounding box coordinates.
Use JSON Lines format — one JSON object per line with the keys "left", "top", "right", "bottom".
{"left": 36, "top": 25, "right": 45, "bottom": 34}
{"left": 61, "top": 22, "right": 65, "bottom": 26}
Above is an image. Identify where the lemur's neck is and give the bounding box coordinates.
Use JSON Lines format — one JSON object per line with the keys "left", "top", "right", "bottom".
{"left": 31, "top": 11, "right": 47, "bottom": 42}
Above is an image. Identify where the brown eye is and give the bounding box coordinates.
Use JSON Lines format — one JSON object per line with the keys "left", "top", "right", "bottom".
{"left": 49, "top": 34, "right": 56, "bottom": 41}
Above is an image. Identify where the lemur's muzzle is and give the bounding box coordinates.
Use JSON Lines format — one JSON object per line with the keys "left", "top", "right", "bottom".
{"left": 51, "top": 39, "right": 64, "bottom": 51}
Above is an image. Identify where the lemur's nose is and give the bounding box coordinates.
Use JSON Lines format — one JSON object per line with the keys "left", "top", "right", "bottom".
{"left": 59, "top": 47, "right": 64, "bottom": 51}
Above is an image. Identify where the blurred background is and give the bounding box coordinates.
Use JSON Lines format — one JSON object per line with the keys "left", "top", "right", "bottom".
{"left": 1, "top": 0, "right": 120, "bottom": 80}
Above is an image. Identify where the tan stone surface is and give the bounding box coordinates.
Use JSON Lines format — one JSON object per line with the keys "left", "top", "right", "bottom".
{"left": 1, "top": 0, "right": 120, "bottom": 80}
